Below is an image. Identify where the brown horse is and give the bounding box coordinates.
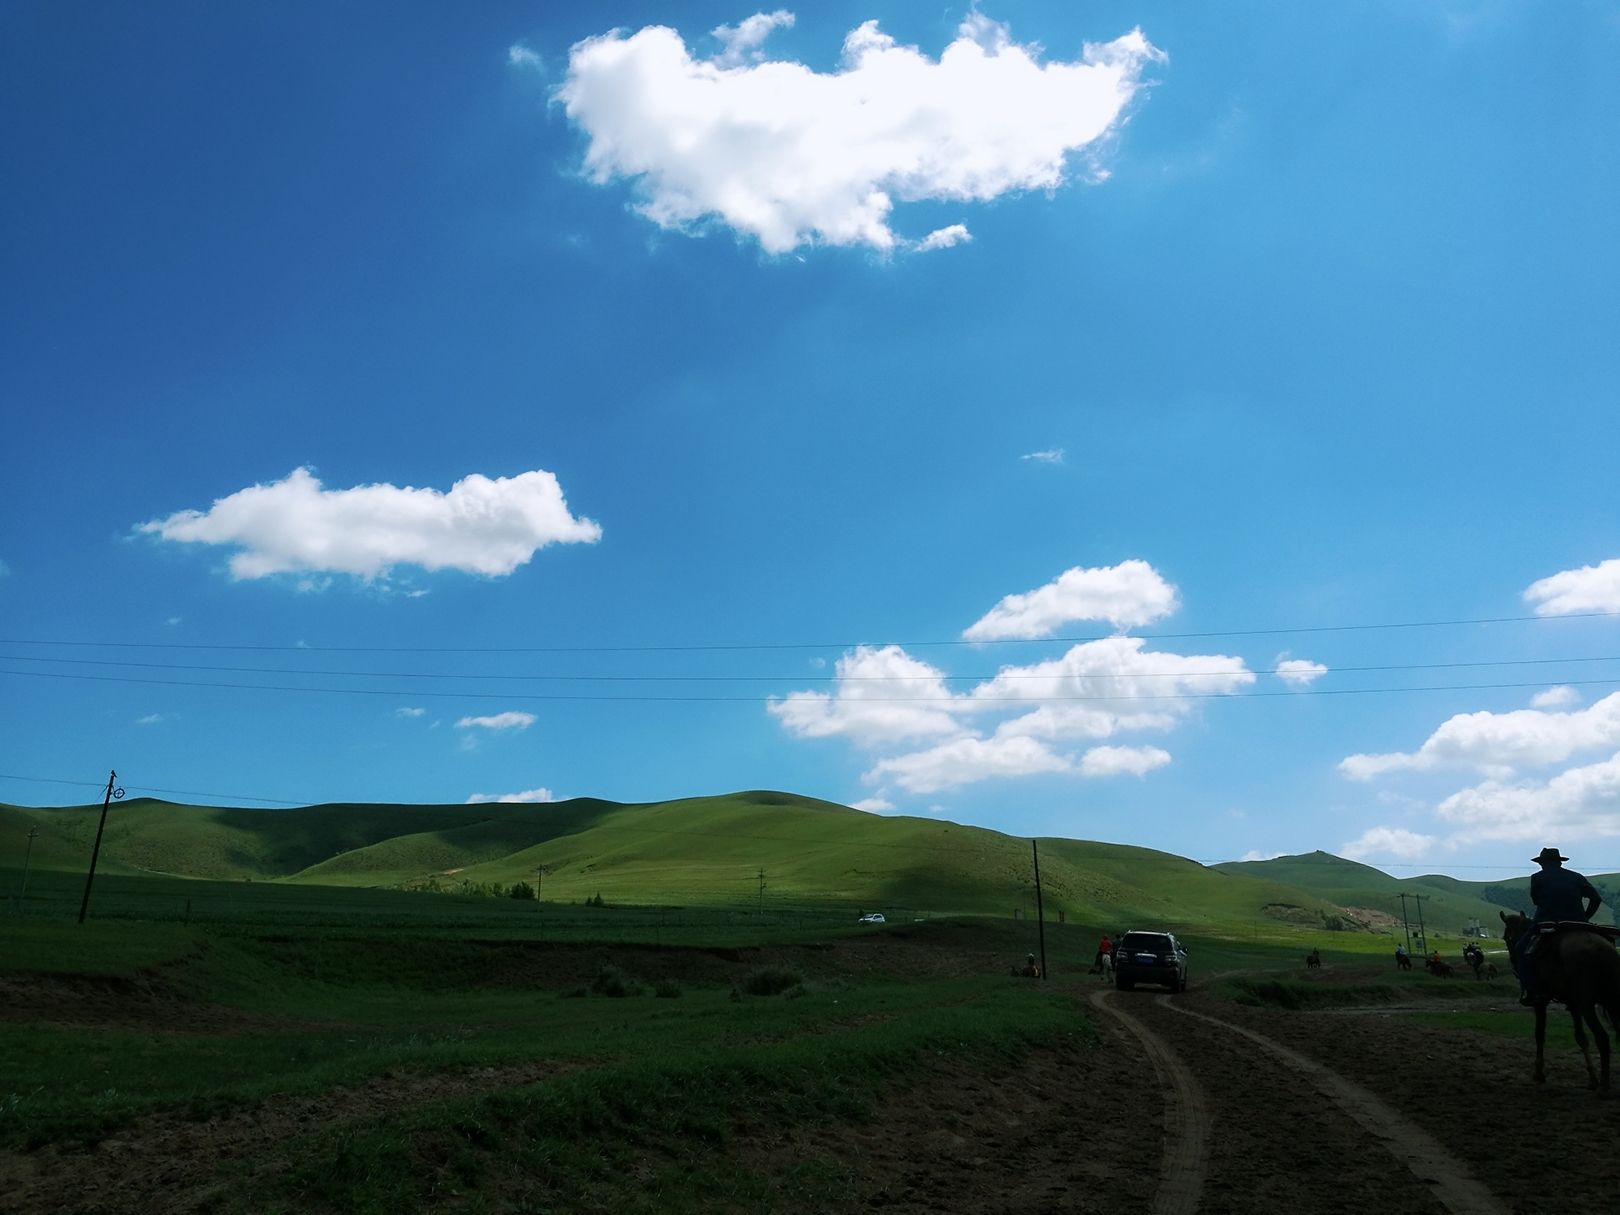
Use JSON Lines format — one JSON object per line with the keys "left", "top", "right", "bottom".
{"left": 1500, "top": 910, "right": 1620, "bottom": 1093}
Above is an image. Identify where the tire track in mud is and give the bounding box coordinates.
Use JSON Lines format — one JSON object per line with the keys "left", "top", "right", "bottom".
{"left": 1088, "top": 989, "right": 1207, "bottom": 1215}
{"left": 1157, "top": 997, "right": 1509, "bottom": 1215}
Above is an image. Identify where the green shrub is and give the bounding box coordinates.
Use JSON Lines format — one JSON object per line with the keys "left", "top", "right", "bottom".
{"left": 740, "top": 967, "right": 803, "bottom": 997}
{"left": 508, "top": 881, "right": 536, "bottom": 901}
{"left": 591, "top": 965, "right": 643, "bottom": 998}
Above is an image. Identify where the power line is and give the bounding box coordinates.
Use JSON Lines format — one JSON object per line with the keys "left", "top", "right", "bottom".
{"left": 3, "top": 666, "right": 1620, "bottom": 702}
{"left": 1, "top": 607, "right": 1616, "bottom": 655}
{"left": 2, "top": 651, "right": 1619, "bottom": 682}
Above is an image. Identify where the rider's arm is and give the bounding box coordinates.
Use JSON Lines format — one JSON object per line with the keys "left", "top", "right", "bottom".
{"left": 1579, "top": 875, "right": 1602, "bottom": 922}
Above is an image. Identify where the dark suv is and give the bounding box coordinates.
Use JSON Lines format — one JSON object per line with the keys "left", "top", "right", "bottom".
{"left": 1113, "top": 931, "right": 1189, "bottom": 992}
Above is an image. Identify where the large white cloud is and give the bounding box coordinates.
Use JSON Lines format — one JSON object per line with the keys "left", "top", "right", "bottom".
{"left": 865, "top": 734, "right": 1074, "bottom": 794}
{"left": 1435, "top": 752, "right": 1620, "bottom": 844}
{"left": 1340, "top": 692, "right": 1620, "bottom": 781}
{"left": 774, "top": 632, "right": 1247, "bottom": 794}
{"left": 1340, "top": 826, "right": 1436, "bottom": 862}
{"left": 1523, "top": 558, "right": 1620, "bottom": 616}
{"left": 138, "top": 467, "right": 600, "bottom": 582}
{"left": 964, "top": 560, "right": 1179, "bottom": 640}
{"left": 767, "top": 645, "right": 967, "bottom": 744}
{"left": 556, "top": 12, "right": 1162, "bottom": 253}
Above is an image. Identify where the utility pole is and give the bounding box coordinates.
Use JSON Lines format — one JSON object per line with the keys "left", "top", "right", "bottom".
{"left": 78, "top": 770, "right": 123, "bottom": 924}
{"left": 1414, "top": 893, "right": 1429, "bottom": 956}
{"left": 535, "top": 865, "right": 546, "bottom": 903}
{"left": 19, "top": 827, "right": 37, "bottom": 903}
{"left": 1032, "top": 840, "right": 1048, "bottom": 981}
{"left": 1398, "top": 893, "right": 1414, "bottom": 955}
{"left": 757, "top": 867, "right": 767, "bottom": 915}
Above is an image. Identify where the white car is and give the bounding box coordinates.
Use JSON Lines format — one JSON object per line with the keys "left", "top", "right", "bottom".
{"left": 857, "top": 912, "right": 886, "bottom": 924}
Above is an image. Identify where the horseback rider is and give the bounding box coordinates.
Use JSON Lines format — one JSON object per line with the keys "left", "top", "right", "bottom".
{"left": 1512, "top": 846, "right": 1603, "bottom": 1004}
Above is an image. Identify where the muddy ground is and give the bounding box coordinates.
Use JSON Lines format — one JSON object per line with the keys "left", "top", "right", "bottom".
{"left": 5, "top": 954, "right": 1620, "bottom": 1214}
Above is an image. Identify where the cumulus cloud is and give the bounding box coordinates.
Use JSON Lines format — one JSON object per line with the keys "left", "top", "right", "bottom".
{"left": 768, "top": 645, "right": 967, "bottom": 744}
{"left": 851, "top": 796, "right": 894, "bottom": 813}
{"left": 1340, "top": 826, "right": 1436, "bottom": 862}
{"left": 1524, "top": 558, "right": 1620, "bottom": 616}
{"left": 466, "top": 787, "right": 558, "bottom": 804}
{"left": 137, "top": 467, "right": 600, "bottom": 582}
{"left": 1340, "top": 691, "right": 1620, "bottom": 781}
{"left": 508, "top": 44, "right": 542, "bottom": 69}
{"left": 558, "top": 13, "right": 1162, "bottom": 253}
{"left": 1435, "top": 752, "right": 1620, "bottom": 844}
{"left": 915, "top": 223, "right": 971, "bottom": 252}
{"left": 1238, "top": 849, "right": 1282, "bottom": 863}
{"left": 1020, "top": 448, "right": 1064, "bottom": 464}
{"left": 1079, "top": 744, "right": 1171, "bottom": 777}
{"left": 865, "top": 734, "right": 1074, "bottom": 794}
{"left": 455, "top": 711, "right": 537, "bottom": 731}
{"left": 1275, "top": 658, "right": 1328, "bottom": 687}
{"left": 964, "top": 560, "right": 1179, "bottom": 640}
{"left": 1531, "top": 686, "right": 1581, "bottom": 710}
{"left": 712, "top": 9, "right": 794, "bottom": 67}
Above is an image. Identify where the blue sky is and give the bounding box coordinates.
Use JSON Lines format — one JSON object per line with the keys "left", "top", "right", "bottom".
{"left": 3, "top": 2, "right": 1618, "bottom": 880}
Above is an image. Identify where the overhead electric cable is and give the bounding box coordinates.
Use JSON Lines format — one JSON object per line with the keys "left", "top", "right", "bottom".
{"left": 3, "top": 666, "right": 1620, "bottom": 702}
{"left": 3, "top": 652, "right": 1620, "bottom": 682}
{"left": 1, "top": 607, "right": 1616, "bottom": 654}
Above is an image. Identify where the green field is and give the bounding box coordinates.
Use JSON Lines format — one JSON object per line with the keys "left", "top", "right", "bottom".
{"left": 3, "top": 788, "right": 1586, "bottom": 1211}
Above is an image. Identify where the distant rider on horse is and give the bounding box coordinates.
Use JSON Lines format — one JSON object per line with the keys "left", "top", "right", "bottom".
{"left": 1512, "top": 846, "right": 1603, "bottom": 1004}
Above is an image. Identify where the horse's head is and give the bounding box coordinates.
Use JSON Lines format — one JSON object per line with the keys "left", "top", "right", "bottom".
{"left": 1500, "top": 909, "right": 1531, "bottom": 945}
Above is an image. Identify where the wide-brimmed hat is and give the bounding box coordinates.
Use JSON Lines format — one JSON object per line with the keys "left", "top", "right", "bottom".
{"left": 1532, "top": 847, "right": 1569, "bottom": 864}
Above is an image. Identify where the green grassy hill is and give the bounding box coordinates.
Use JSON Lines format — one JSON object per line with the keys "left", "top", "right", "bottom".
{"left": 11, "top": 792, "right": 1600, "bottom": 938}
{"left": 1212, "top": 851, "right": 1620, "bottom": 933}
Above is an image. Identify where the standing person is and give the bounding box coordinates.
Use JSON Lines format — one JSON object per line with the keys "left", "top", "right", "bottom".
{"left": 1513, "top": 846, "right": 1603, "bottom": 1003}
{"left": 1394, "top": 942, "right": 1409, "bottom": 969}
{"left": 1090, "top": 932, "right": 1113, "bottom": 975}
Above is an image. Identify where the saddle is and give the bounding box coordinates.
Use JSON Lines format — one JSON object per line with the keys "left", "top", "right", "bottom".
{"left": 1534, "top": 921, "right": 1620, "bottom": 941}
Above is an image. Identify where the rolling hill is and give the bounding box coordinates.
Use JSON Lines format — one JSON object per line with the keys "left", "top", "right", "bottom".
{"left": 5, "top": 791, "right": 1610, "bottom": 935}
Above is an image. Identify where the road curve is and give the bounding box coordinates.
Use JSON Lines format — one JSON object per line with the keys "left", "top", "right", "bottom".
{"left": 1157, "top": 997, "right": 1509, "bottom": 1215}
{"left": 1089, "top": 989, "right": 1209, "bottom": 1215}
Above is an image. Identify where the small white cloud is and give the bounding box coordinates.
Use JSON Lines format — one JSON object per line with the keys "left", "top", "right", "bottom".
{"left": 1275, "top": 658, "right": 1328, "bottom": 688}
{"left": 1524, "top": 558, "right": 1620, "bottom": 616}
{"left": 712, "top": 9, "right": 794, "bottom": 67}
{"left": 466, "top": 787, "right": 557, "bottom": 804}
{"left": 559, "top": 15, "right": 1163, "bottom": 253}
{"left": 914, "top": 223, "right": 971, "bottom": 252}
{"left": 508, "top": 43, "right": 543, "bottom": 69}
{"left": 135, "top": 713, "right": 168, "bottom": 726}
{"left": 1078, "top": 744, "right": 1170, "bottom": 777}
{"left": 166, "top": 616, "right": 182, "bottom": 626}
{"left": 455, "top": 711, "right": 537, "bottom": 731}
{"left": 1020, "top": 448, "right": 1064, "bottom": 465}
{"left": 964, "top": 559, "right": 1179, "bottom": 640}
{"left": 1340, "top": 826, "right": 1436, "bottom": 861}
{"left": 1238, "top": 849, "right": 1281, "bottom": 863}
{"left": 1531, "top": 685, "right": 1581, "bottom": 710}
{"left": 137, "top": 466, "right": 600, "bottom": 583}
{"left": 395, "top": 707, "right": 427, "bottom": 719}
{"left": 851, "top": 796, "right": 894, "bottom": 812}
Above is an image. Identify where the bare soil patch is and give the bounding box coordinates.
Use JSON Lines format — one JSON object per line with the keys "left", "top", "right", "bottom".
{"left": 0, "top": 971, "right": 320, "bottom": 1036}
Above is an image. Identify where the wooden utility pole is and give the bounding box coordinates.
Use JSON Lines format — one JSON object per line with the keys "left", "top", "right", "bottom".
{"left": 19, "top": 827, "right": 36, "bottom": 902}
{"left": 757, "top": 867, "right": 767, "bottom": 915}
{"left": 78, "top": 770, "right": 122, "bottom": 924}
{"left": 1032, "top": 840, "right": 1048, "bottom": 981}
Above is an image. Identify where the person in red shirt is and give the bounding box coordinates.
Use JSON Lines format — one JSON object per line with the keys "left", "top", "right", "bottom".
{"left": 1091, "top": 933, "right": 1113, "bottom": 974}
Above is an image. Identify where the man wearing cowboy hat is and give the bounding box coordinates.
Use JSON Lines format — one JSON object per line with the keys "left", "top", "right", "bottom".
{"left": 1529, "top": 846, "right": 1602, "bottom": 926}
{"left": 1512, "top": 847, "right": 1603, "bottom": 1004}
